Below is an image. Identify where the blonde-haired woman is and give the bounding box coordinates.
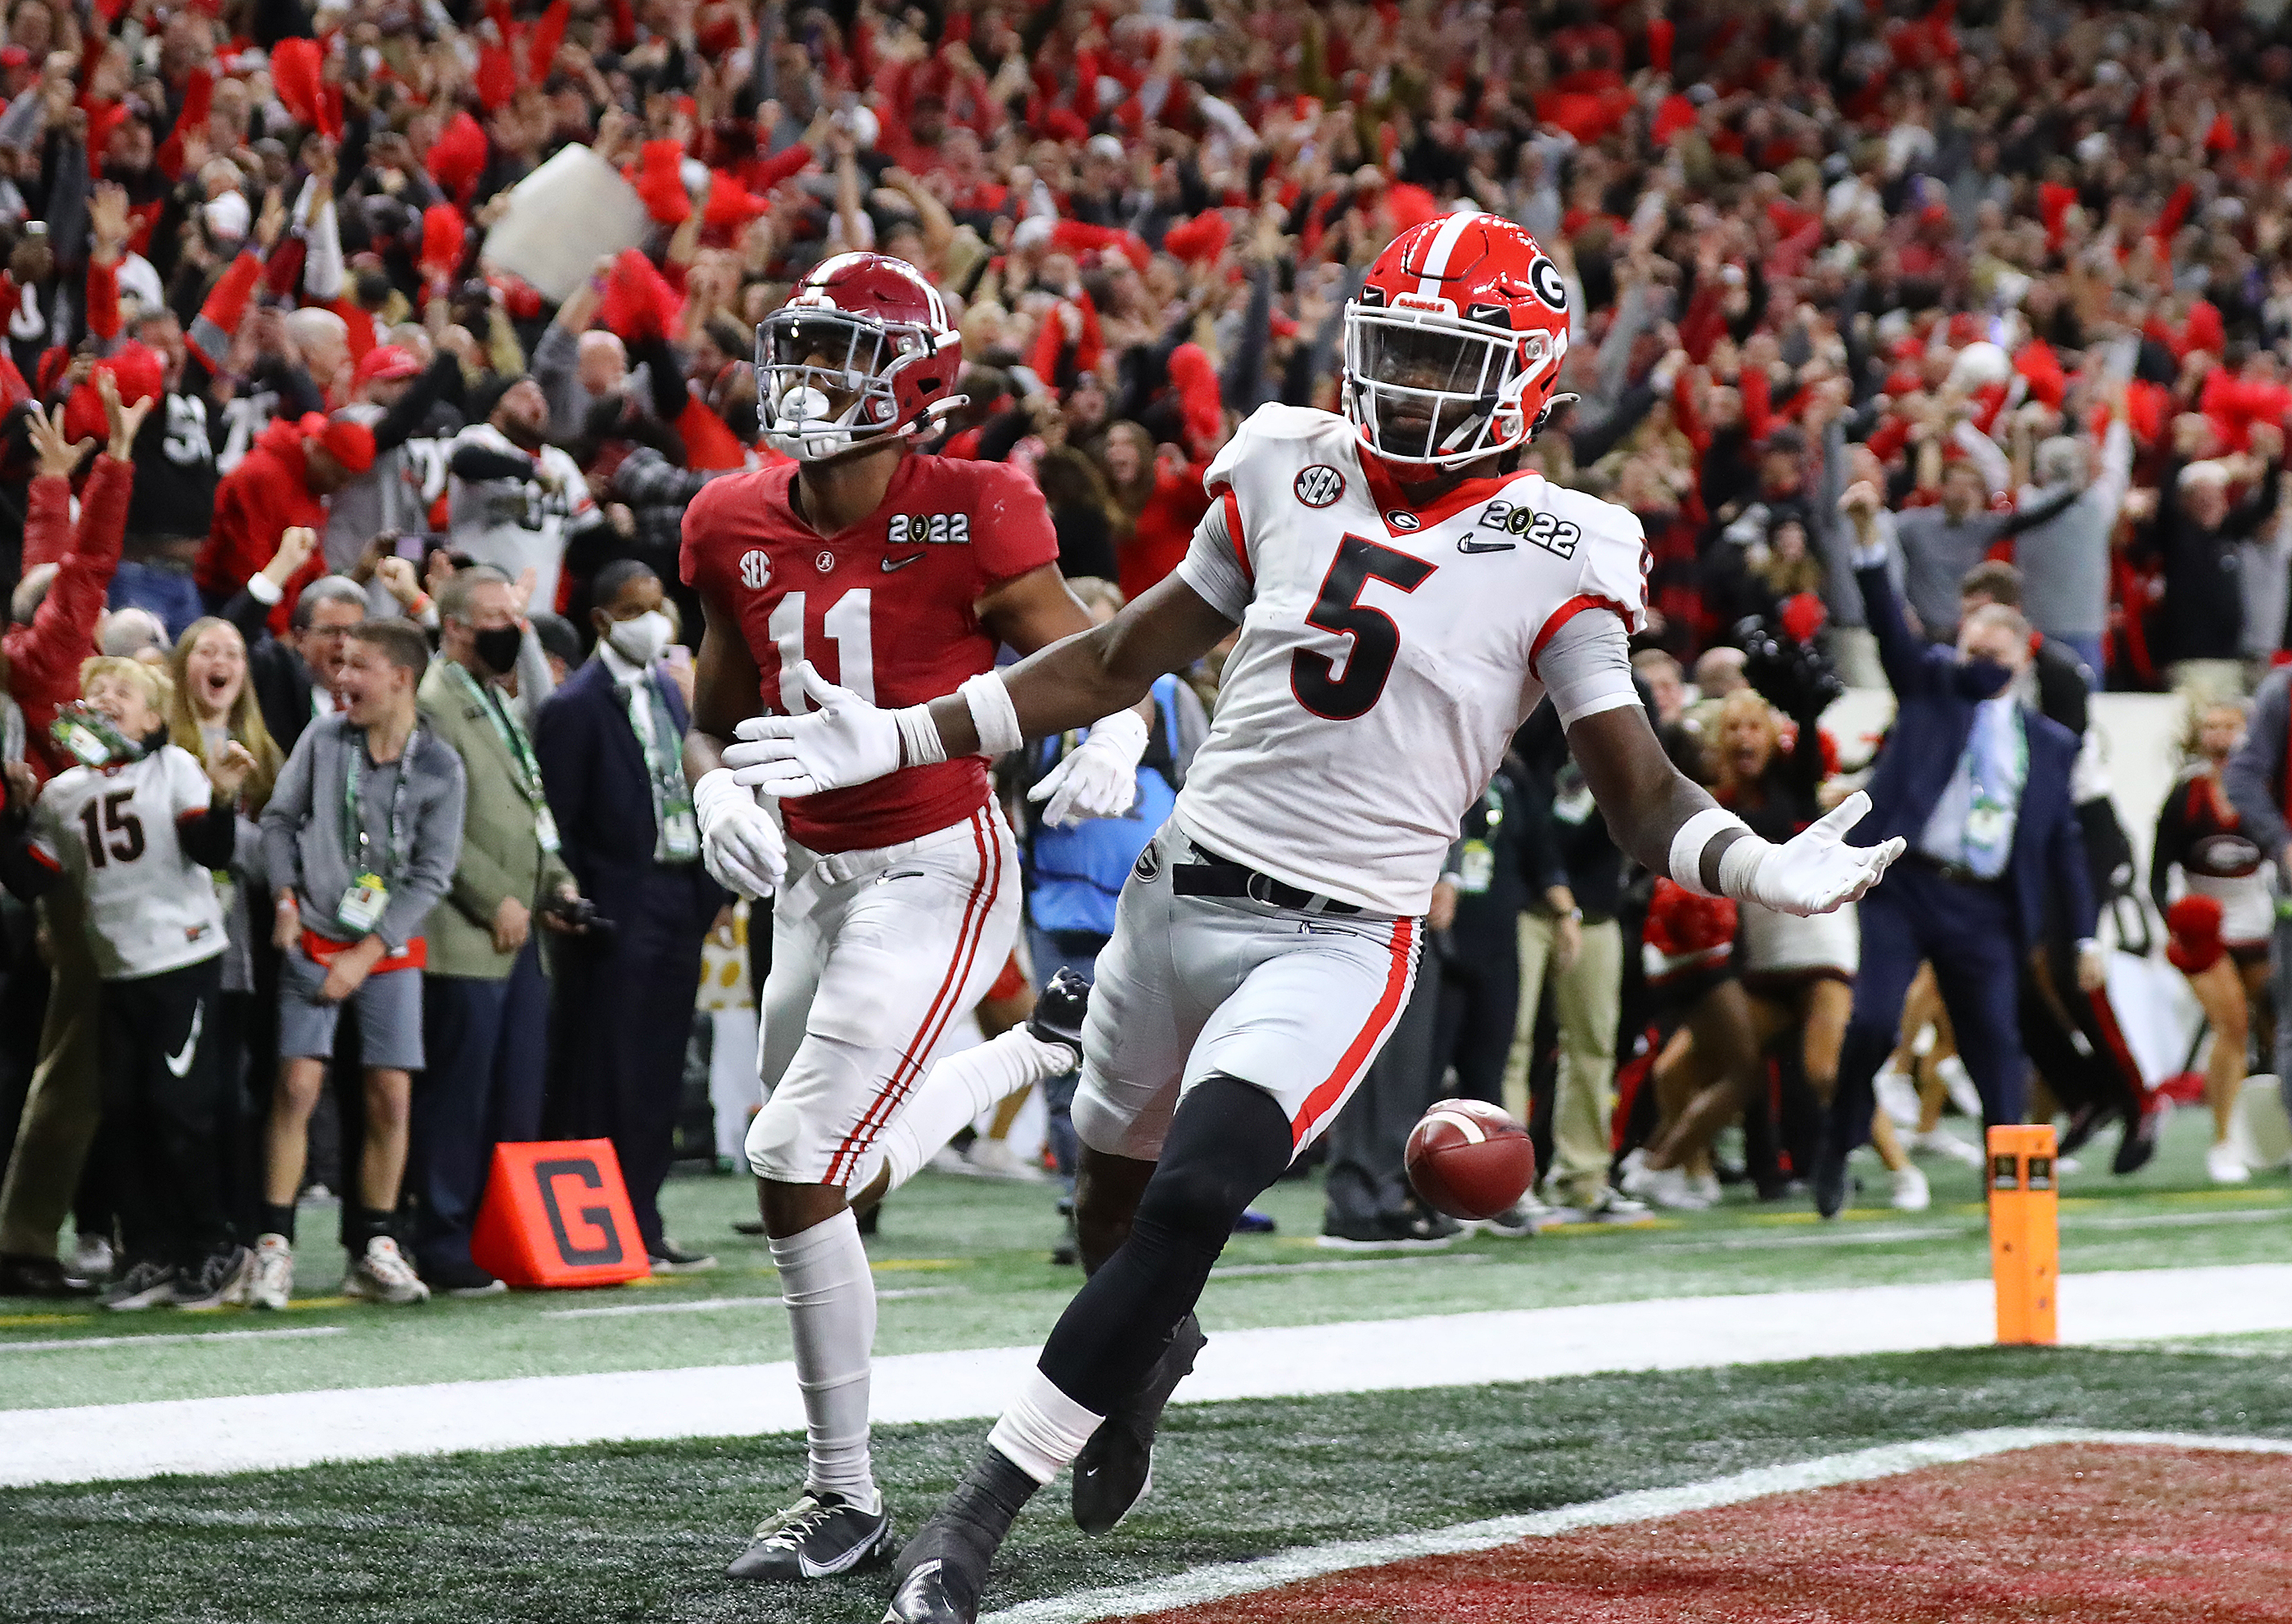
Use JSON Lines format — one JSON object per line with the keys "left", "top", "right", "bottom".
{"left": 2152, "top": 699, "right": 2272, "bottom": 1182}
{"left": 167, "top": 616, "right": 286, "bottom": 1238}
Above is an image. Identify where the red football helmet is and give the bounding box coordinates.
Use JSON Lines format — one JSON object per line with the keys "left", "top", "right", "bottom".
{"left": 1342, "top": 213, "right": 1573, "bottom": 467}
{"left": 758, "top": 253, "right": 965, "bottom": 461}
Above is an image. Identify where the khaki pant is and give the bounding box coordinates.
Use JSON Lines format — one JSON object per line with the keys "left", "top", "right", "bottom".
{"left": 0, "top": 891, "right": 102, "bottom": 1259}
{"left": 1502, "top": 913, "right": 1623, "bottom": 1207}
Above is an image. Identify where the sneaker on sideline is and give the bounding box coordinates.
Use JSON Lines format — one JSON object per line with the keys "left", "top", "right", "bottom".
{"left": 1889, "top": 1165, "right": 1931, "bottom": 1211}
{"left": 70, "top": 1233, "right": 114, "bottom": 1281}
{"left": 650, "top": 1243, "right": 718, "bottom": 1275}
{"left": 1906, "top": 1127, "right": 1987, "bottom": 1167}
{"left": 174, "top": 1246, "right": 255, "bottom": 1310}
{"left": 101, "top": 1258, "right": 180, "bottom": 1311}
{"left": 342, "top": 1236, "right": 430, "bottom": 1305}
{"left": 424, "top": 1256, "right": 508, "bottom": 1296}
{"left": 1619, "top": 1148, "right": 1711, "bottom": 1211}
{"left": 246, "top": 1234, "right": 294, "bottom": 1310}
{"left": 1317, "top": 1208, "right": 1462, "bottom": 1249}
{"left": 963, "top": 1137, "right": 1048, "bottom": 1183}
{"left": 2206, "top": 1141, "right": 2251, "bottom": 1184}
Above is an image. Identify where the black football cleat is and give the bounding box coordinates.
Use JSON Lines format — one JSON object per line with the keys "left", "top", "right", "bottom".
{"left": 727, "top": 1491, "right": 896, "bottom": 1581}
{"left": 2113, "top": 1088, "right": 2165, "bottom": 1175}
{"left": 1026, "top": 968, "right": 1090, "bottom": 1062}
{"left": 2057, "top": 1098, "right": 2109, "bottom": 1156}
{"left": 1072, "top": 1311, "right": 1206, "bottom": 1535}
{"left": 880, "top": 1513, "right": 997, "bottom": 1623}
{"left": 1810, "top": 1130, "right": 1850, "bottom": 1220}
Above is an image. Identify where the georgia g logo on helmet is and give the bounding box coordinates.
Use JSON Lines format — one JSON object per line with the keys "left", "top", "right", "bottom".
{"left": 756, "top": 253, "right": 968, "bottom": 462}
{"left": 1341, "top": 213, "right": 1573, "bottom": 469}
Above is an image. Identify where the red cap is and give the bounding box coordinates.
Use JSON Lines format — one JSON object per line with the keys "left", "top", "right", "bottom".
{"left": 354, "top": 345, "right": 421, "bottom": 389}
{"left": 306, "top": 414, "right": 377, "bottom": 474}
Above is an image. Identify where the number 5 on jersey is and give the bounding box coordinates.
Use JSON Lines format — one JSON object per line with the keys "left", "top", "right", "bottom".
{"left": 768, "top": 589, "right": 876, "bottom": 711}
{"left": 1290, "top": 536, "right": 1436, "bottom": 720}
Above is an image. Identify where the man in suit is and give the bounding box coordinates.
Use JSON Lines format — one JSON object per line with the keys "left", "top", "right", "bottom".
{"left": 411, "top": 563, "right": 584, "bottom": 1293}
{"left": 1823, "top": 482, "right": 2100, "bottom": 1216}
{"left": 535, "top": 560, "right": 723, "bottom": 1272}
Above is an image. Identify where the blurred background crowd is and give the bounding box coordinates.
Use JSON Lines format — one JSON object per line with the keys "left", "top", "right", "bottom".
{"left": 7, "top": 0, "right": 2292, "bottom": 1301}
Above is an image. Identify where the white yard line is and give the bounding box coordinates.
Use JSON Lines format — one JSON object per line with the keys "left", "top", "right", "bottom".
{"left": 539, "top": 1287, "right": 954, "bottom": 1320}
{"left": 982, "top": 1428, "right": 2292, "bottom": 1623}
{"left": 2, "top": 1262, "right": 2288, "bottom": 1488}
{"left": 0, "top": 1327, "right": 345, "bottom": 1355}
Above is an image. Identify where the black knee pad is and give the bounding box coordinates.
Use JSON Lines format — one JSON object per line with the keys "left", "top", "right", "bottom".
{"left": 1131, "top": 1075, "right": 1293, "bottom": 1255}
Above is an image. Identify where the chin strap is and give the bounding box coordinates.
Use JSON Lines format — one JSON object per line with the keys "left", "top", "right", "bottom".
{"left": 1528, "top": 392, "right": 1581, "bottom": 443}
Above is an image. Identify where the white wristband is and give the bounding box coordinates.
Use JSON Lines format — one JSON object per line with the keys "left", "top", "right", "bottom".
{"left": 893, "top": 703, "right": 950, "bottom": 767}
{"left": 958, "top": 671, "right": 1024, "bottom": 757}
{"left": 1668, "top": 806, "right": 1750, "bottom": 896}
{"left": 1717, "top": 830, "right": 1780, "bottom": 902}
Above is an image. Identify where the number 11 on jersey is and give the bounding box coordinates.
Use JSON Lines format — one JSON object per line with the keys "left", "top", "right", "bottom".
{"left": 767, "top": 589, "right": 876, "bottom": 712}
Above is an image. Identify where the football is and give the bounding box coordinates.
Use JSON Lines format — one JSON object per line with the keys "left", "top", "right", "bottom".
{"left": 1405, "top": 1098, "right": 1536, "bottom": 1220}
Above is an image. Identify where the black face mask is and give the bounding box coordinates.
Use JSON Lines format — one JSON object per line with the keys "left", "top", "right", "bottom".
{"left": 1952, "top": 656, "right": 2013, "bottom": 701}
{"left": 472, "top": 625, "right": 523, "bottom": 676}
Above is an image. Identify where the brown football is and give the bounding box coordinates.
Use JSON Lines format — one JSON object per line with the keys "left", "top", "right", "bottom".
{"left": 1405, "top": 1098, "right": 1536, "bottom": 1220}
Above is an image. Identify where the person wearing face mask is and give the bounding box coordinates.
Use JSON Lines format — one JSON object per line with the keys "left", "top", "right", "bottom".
{"left": 533, "top": 559, "right": 725, "bottom": 1272}
{"left": 407, "top": 564, "right": 587, "bottom": 1295}
{"left": 1814, "top": 482, "right": 2100, "bottom": 1218}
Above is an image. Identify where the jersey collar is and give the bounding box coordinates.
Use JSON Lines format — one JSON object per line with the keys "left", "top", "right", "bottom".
{"left": 1351, "top": 440, "right": 1520, "bottom": 539}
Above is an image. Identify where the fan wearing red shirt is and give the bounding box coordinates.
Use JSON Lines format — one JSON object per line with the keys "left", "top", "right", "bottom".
{"left": 679, "top": 254, "right": 1152, "bottom": 1582}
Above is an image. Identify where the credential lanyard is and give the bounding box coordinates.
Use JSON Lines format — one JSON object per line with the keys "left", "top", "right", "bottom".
{"left": 343, "top": 727, "right": 418, "bottom": 886}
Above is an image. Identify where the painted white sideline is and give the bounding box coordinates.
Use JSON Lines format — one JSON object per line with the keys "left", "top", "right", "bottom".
{"left": 983, "top": 1428, "right": 2292, "bottom": 1624}
{"left": 2, "top": 1263, "right": 2288, "bottom": 1488}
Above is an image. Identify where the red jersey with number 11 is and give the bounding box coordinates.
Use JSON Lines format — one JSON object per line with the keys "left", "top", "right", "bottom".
{"left": 680, "top": 453, "right": 1059, "bottom": 853}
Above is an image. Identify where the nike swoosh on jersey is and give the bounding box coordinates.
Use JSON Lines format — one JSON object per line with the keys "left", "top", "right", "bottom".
{"left": 165, "top": 1002, "right": 205, "bottom": 1079}
{"left": 1455, "top": 537, "right": 1518, "bottom": 553}
{"left": 880, "top": 553, "right": 926, "bottom": 572}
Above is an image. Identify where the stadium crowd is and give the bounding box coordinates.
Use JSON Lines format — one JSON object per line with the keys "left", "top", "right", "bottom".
{"left": 4, "top": 0, "right": 2292, "bottom": 1300}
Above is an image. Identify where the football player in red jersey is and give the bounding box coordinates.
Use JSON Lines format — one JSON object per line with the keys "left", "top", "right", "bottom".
{"left": 734, "top": 218, "right": 1899, "bottom": 1624}
{"left": 679, "top": 254, "right": 1153, "bottom": 1581}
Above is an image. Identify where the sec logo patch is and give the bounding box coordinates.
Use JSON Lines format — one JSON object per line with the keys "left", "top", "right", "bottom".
{"left": 1294, "top": 465, "right": 1346, "bottom": 508}
{"left": 739, "top": 550, "right": 771, "bottom": 591}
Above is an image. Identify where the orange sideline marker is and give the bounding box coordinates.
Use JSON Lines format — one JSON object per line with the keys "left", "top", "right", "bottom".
{"left": 1987, "top": 1124, "right": 2059, "bottom": 1345}
{"left": 471, "top": 1139, "right": 651, "bottom": 1289}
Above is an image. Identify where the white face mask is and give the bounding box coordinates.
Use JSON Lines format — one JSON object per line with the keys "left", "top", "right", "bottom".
{"left": 605, "top": 609, "right": 672, "bottom": 666}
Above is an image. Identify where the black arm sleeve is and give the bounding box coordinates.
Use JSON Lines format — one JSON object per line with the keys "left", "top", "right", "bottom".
{"left": 2150, "top": 783, "right": 2187, "bottom": 912}
{"left": 449, "top": 443, "right": 537, "bottom": 482}
{"left": 972, "top": 405, "right": 1034, "bottom": 463}
{"left": 0, "top": 829, "right": 57, "bottom": 902}
{"left": 176, "top": 801, "right": 237, "bottom": 868}
{"left": 369, "top": 354, "right": 462, "bottom": 453}
{"left": 627, "top": 334, "right": 695, "bottom": 426}
{"left": 1996, "top": 484, "right": 2082, "bottom": 539}
{"left": 1571, "top": 379, "right": 1658, "bottom": 466}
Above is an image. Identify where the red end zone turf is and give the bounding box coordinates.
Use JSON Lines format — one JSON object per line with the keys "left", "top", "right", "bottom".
{"left": 1126, "top": 1445, "right": 2292, "bottom": 1624}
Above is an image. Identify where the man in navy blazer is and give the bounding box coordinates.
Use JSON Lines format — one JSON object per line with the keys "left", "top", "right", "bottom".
{"left": 1822, "top": 482, "right": 2101, "bottom": 1216}
{"left": 535, "top": 560, "right": 724, "bottom": 1270}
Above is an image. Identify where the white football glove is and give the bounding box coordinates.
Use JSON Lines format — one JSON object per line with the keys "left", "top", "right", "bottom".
{"left": 1026, "top": 708, "right": 1148, "bottom": 828}
{"left": 1721, "top": 790, "right": 1905, "bottom": 917}
{"left": 693, "top": 768, "right": 786, "bottom": 900}
{"left": 725, "top": 661, "right": 904, "bottom": 799}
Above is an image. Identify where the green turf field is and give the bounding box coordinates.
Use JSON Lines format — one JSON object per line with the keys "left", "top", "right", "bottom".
{"left": 3, "top": 1346, "right": 2289, "bottom": 1624}
{"left": 1, "top": 1107, "right": 2285, "bottom": 1624}
{"left": 1, "top": 1108, "right": 2285, "bottom": 1410}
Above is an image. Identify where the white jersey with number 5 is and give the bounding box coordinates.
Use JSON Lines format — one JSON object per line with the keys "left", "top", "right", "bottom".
{"left": 1173, "top": 404, "right": 1649, "bottom": 917}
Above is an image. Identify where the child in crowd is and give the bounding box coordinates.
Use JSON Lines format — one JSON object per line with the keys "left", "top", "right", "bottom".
{"left": 0, "top": 659, "right": 255, "bottom": 1310}
{"left": 255, "top": 620, "right": 466, "bottom": 1307}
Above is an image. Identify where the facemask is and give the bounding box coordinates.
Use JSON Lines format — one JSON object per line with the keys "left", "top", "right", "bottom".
{"left": 606, "top": 610, "right": 672, "bottom": 666}
{"left": 472, "top": 625, "right": 524, "bottom": 676}
{"left": 1951, "top": 657, "right": 2012, "bottom": 702}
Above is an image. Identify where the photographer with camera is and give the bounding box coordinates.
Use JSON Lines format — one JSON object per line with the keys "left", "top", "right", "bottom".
{"left": 408, "top": 564, "right": 590, "bottom": 1297}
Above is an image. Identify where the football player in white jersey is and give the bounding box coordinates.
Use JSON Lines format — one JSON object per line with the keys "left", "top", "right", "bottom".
{"left": 728, "top": 214, "right": 1904, "bottom": 1624}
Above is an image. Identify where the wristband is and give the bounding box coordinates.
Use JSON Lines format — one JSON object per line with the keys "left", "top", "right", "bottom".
{"left": 958, "top": 671, "right": 1024, "bottom": 757}
{"left": 893, "top": 704, "right": 950, "bottom": 768}
{"left": 1717, "top": 831, "right": 1780, "bottom": 904}
{"left": 1667, "top": 806, "right": 1749, "bottom": 896}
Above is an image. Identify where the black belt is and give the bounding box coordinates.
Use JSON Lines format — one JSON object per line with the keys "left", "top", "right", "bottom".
{"left": 1171, "top": 845, "right": 1361, "bottom": 914}
{"left": 1906, "top": 851, "right": 2001, "bottom": 888}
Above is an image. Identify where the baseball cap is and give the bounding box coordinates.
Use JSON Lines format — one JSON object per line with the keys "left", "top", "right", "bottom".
{"left": 308, "top": 414, "right": 377, "bottom": 474}
{"left": 354, "top": 345, "right": 422, "bottom": 390}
